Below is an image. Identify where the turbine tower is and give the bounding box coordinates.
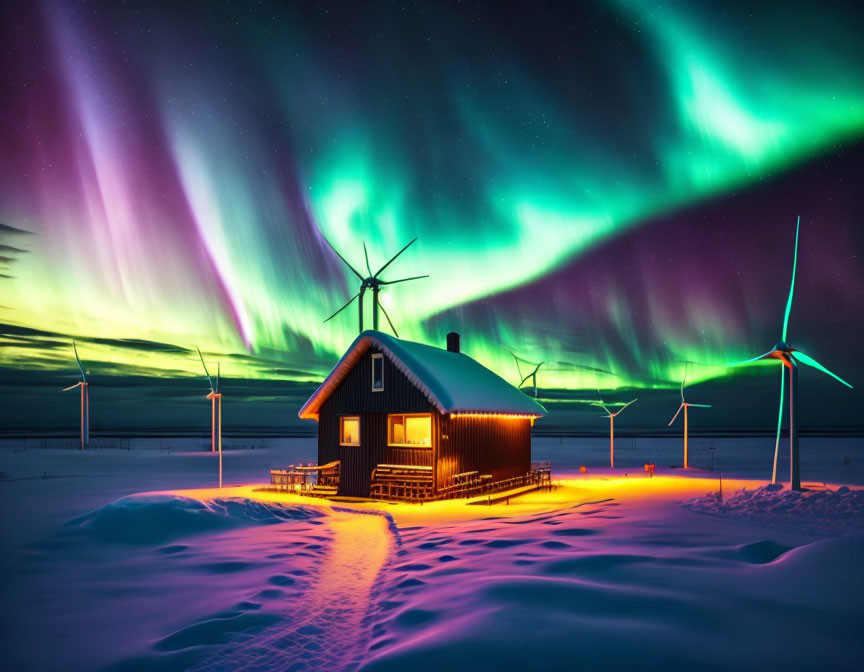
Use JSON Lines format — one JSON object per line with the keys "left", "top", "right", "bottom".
{"left": 596, "top": 392, "right": 638, "bottom": 468}
{"left": 323, "top": 237, "right": 428, "bottom": 336}
{"left": 732, "top": 216, "right": 852, "bottom": 490}
{"left": 197, "top": 347, "right": 223, "bottom": 489}
{"left": 668, "top": 365, "right": 711, "bottom": 469}
{"left": 62, "top": 341, "right": 89, "bottom": 450}
{"left": 512, "top": 353, "right": 543, "bottom": 398}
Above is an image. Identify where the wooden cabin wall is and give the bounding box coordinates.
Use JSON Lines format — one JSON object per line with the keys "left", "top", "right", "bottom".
{"left": 437, "top": 416, "right": 532, "bottom": 489}
{"left": 387, "top": 446, "right": 433, "bottom": 468}
{"left": 317, "top": 346, "right": 435, "bottom": 496}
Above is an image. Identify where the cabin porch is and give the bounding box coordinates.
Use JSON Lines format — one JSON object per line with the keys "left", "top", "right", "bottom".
{"left": 269, "top": 460, "right": 552, "bottom": 502}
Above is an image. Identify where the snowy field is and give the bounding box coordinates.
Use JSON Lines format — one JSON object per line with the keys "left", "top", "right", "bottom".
{"left": 1, "top": 436, "right": 863, "bottom": 671}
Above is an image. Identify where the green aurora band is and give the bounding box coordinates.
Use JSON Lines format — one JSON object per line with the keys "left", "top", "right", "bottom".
{"left": 1, "top": 0, "right": 863, "bottom": 405}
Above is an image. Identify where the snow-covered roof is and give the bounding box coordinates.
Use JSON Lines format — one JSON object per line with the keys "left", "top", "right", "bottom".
{"left": 298, "top": 330, "right": 547, "bottom": 421}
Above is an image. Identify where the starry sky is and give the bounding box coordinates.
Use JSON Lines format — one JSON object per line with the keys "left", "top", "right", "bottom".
{"left": 1, "top": 0, "right": 862, "bottom": 433}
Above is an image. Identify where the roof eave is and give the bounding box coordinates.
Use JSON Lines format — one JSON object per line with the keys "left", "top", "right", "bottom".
{"left": 297, "top": 331, "right": 547, "bottom": 420}
{"left": 297, "top": 333, "right": 449, "bottom": 420}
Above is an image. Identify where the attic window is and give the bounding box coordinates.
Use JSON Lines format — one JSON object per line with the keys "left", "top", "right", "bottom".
{"left": 388, "top": 414, "right": 431, "bottom": 447}
{"left": 371, "top": 354, "right": 384, "bottom": 392}
{"left": 340, "top": 416, "right": 360, "bottom": 446}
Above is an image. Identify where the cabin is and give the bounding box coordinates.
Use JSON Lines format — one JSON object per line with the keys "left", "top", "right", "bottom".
{"left": 297, "top": 330, "right": 547, "bottom": 500}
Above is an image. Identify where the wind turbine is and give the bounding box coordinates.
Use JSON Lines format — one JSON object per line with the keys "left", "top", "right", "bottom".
{"left": 732, "top": 216, "right": 852, "bottom": 490}
{"left": 512, "top": 353, "right": 543, "bottom": 398}
{"left": 62, "top": 341, "right": 89, "bottom": 450}
{"left": 595, "top": 391, "right": 638, "bottom": 468}
{"left": 197, "top": 347, "right": 222, "bottom": 489}
{"left": 323, "top": 237, "right": 428, "bottom": 337}
{"left": 668, "top": 365, "right": 711, "bottom": 469}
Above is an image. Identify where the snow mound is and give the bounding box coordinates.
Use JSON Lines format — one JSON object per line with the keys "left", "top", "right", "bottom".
{"left": 683, "top": 484, "right": 864, "bottom": 536}
{"left": 65, "top": 494, "right": 322, "bottom": 544}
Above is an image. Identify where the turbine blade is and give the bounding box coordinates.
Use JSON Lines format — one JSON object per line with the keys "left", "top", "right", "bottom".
{"left": 594, "top": 388, "right": 611, "bottom": 415}
{"left": 513, "top": 354, "right": 524, "bottom": 380}
{"left": 322, "top": 235, "right": 365, "bottom": 281}
{"left": 688, "top": 403, "right": 712, "bottom": 408}
{"left": 792, "top": 350, "right": 853, "bottom": 388}
{"left": 680, "top": 363, "right": 687, "bottom": 403}
{"left": 374, "top": 237, "right": 416, "bottom": 277}
{"left": 668, "top": 403, "right": 684, "bottom": 426}
{"left": 728, "top": 350, "right": 776, "bottom": 366}
{"left": 773, "top": 363, "right": 785, "bottom": 484}
{"left": 782, "top": 215, "right": 800, "bottom": 342}
{"left": 618, "top": 398, "right": 638, "bottom": 414}
{"left": 217, "top": 362, "right": 220, "bottom": 393}
{"left": 363, "top": 242, "right": 372, "bottom": 277}
{"left": 378, "top": 275, "right": 430, "bottom": 285}
{"left": 72, "top": 341, "right": 86, "bottom": 381}
{"left": 324, "top": 292, "right": 360, "bottom": 323}
{"left": 196, "top": 346, "right": 214, "bottom": 391}
{"left": 62, "top": 383, "right": 81, "bottom": 392}
{"left": 378, "top": 302, "right": 398, "bottom": 338}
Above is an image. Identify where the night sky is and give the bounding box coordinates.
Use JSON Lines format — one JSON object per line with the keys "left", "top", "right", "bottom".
{"left": 1, "top": 0, "right": 862, "bottom": 434}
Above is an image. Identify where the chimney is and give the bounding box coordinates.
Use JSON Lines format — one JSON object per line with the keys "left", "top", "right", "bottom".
{"left": 446, "top": 332, "right": 461, "bottom": 353}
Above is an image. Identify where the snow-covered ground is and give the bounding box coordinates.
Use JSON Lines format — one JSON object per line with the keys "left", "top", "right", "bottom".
{"left": 1, "top": 437, "right": 862, "bottom": 671}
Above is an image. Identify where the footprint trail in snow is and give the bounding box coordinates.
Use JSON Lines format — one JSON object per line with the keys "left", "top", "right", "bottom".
{"left": 190, "top": 508, "right": 393, "bottom": 672}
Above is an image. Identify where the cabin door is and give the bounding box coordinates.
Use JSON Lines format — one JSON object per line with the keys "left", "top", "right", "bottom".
{"left": 339, "top": 443, "right": 370, "bottom": 497}
{"left": 336, "top": 413, "right": 385, "bottom": 498}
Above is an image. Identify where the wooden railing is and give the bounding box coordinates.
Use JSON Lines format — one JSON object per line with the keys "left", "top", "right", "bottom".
{"left": 369, "top": 463, "right": 554, "bottom": 502}
{"left": 370, "top": 464, "right": 434, "bottom": 501}
{"left": 268, "top": 460, "right": 551, "bottom": 502}
{"left": 269, "top": 460, "right": 340, "bottom": 495}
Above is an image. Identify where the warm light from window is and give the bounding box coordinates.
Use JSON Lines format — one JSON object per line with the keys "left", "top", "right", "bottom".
{"left": 388, "top": 414, "right": 431, "bottom": 446}
{"left": 340, "top": 416, "right": 360, "bottom": 446}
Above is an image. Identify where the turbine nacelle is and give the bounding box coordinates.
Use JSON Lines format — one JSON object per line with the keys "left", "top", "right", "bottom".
{"left": 773, "top": 340, "right": 792, "bottom": 353}
{"left": 729, "top": 216, "right": 853, "bottom": 490}
{"left": 63, "top": 342, "right": 90, "bottom": 451}
{"left": 196, "top": 345, "right": 223, "bottom": 468}
{"left": 512, "top": 353, "right": 543, "bottom": 398}
{"left": 595, "top": 392, "right": 637, "bottom": 469}
{"left": 322, "top": 237, "right": 428, "bottom": 337}
{"left": 595, "top": 395, "right": 638, "bottom": 419}
{"left": 669, "top": 365, "right": 711, "bottom": 426}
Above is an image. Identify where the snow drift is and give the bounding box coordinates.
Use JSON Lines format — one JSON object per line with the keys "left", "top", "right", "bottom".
{"left": 64, "top": 494, "right": 323, "bottom": 544}
{"left": 362, "top": 506, "right": 864, "bottom": 671}
{"left": 683, "top": 484, "right": 864, "bottom": 536}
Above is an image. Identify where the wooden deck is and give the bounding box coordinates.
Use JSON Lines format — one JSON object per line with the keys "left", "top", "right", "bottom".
{"left": 268, "top": 459, "right": 553, "bottom": 503}
{"left": 269, "top": 461, "right": 340, "bottom": 496}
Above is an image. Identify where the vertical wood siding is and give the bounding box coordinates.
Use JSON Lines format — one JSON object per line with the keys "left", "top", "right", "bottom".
{"left": 318, "top": 346, "right": 435, "bottom": 497}
{"left": 437, "top": 416, "right": 531, "bottom": 489}
{"left": 386, "top": 447, "right": 433, "bottom": 467}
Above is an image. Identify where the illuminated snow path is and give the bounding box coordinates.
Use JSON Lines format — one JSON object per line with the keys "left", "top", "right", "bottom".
{"left": 191, "top": 507, "right": 394, "bottom": 672}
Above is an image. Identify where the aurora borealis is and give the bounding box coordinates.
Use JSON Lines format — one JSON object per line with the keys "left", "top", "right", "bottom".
{"left": 1, "top": 0, "right": 863, "bottom": 432}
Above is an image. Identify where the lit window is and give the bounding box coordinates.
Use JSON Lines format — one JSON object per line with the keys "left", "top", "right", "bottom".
{"left": 388, "top": 414, "right": 431, "bottom": 447}
{"left": 371, "top": 354, "right": 384, "bottom": 391}
{"left": 340, "top": 416, "right": 360, "bottom": 446}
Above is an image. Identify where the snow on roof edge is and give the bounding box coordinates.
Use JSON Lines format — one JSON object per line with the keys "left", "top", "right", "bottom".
{"left": 298, "top": 331, "right": 546, "bottom": 421}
